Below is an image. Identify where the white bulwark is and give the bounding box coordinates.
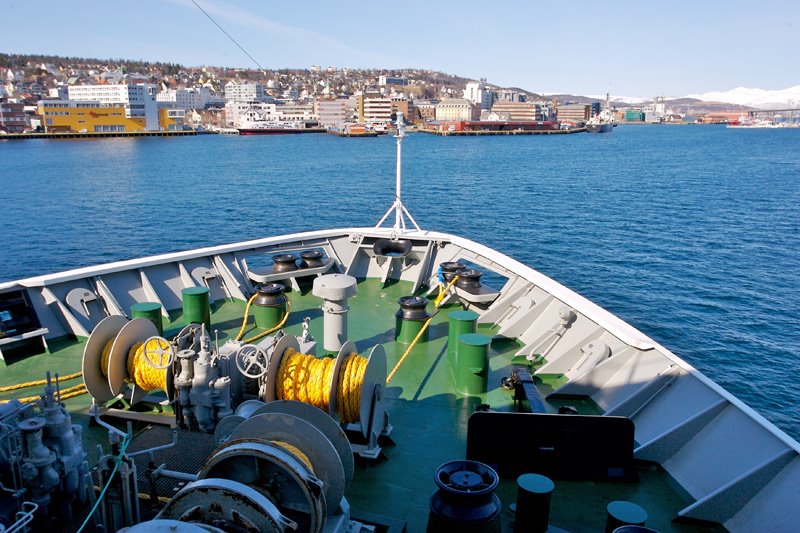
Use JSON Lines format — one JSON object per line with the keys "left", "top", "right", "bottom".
{"left": 67, "top": 84, "right": 159, "bottom": 130}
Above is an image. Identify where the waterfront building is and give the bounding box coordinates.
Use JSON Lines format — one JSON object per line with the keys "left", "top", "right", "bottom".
{"left": 463, "top": 79, "right": 493, "bottom": 110}
{"left": 224, "top": 101, "right": 277, "bottom": 127}
{"left": 363, "top": 96, "right": 393, "bottom": 127}
{"left": 413, "top": 99, "right": 439, "bottom": 122}
{"left": 315, "top": 98, "right": 349, "bottom": 128}
{"left": 0, "top": 98, "right": 26, "bottom": 133}
{"left": 67, "top": 84, "right": 159, "bottom": 130}
{"left": 277, "top": 103, "right": 316, "bottom": 123}
{"left": 157, "top": 108, "right": 186, "bottom": 130}
{"left": 391, "top": 96, "right": 413, "bottom": 122}
{"left": 157, "top": 88, "right": 205, "bottom": 110}
{"left": 624, "top": 109, "right": 645, "bottom": 122}
{"left": 38, "top": 99, "right": 167, "bottom": 132}
{"left": 436, "top": 98, "right": 480, "bottom": 121}
{"left": 223, "top": 81, "right": 265, "bottom": 102}
{"left": 643, "top": 96, "right": 667, "bottom": 123}
{"left": 379, "top": 75, "right": 408, "bottom": 86}
{"left": 490, "top": 101, "right": 545, "bottom": 121}
{"left": 556, "top": 103, "right": 592, "bottom": 122}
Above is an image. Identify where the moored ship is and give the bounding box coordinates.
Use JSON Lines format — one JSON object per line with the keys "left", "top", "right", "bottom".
{"left": 586, "top": 92, "right": 616, "bottom": 133}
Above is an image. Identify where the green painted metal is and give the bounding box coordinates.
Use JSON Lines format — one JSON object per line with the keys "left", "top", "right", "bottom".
{"left": 515, "top": 473, "right": 554, "bottom": 533}
{"left": 394, "top": 315, "right": 427, "bottom": 344}
{"left": 130, "top": 302, "right": 163, "bottom": 336}
{"left": 254, "top": 303, "right": 285, "bottom": 330}
{"left": 0, "top": 279, "right": 699, "bottom": 533}
{"left": 181, "top": 286, "right": 211, "bottom": 330}
{"left": 606, "top": 501, "right": 649, "bottom": 532}
{"left": 455, "top": 332, "right": 491, "bottom": 395}
{"left": 447, "top": 310, "right": 479, "bottom": 371}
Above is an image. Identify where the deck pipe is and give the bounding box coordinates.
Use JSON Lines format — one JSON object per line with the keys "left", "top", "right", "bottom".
{"left": 131, "top": 302, "right": 163, "bottom": 336}
{"left": 447, "top": 310, "right": 479, "bottom": 372}
{"left": 455, "top": 333, "right": 491, "bottom": 395}
{"left": 181, "top": 287, "right": 211, "bottom": 331}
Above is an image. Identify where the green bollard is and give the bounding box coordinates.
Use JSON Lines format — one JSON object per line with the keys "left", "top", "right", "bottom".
{"left": 131, "top": 302, "right": 163, "bottom": 336}
{"left": 456, "top": 333, "right": 491, "bottom": 395}
{"left": 182, "top": 287, "right": 211, "bottom": 331}
{"left": 447, "top": 310, "right": 479, "bottom": 372}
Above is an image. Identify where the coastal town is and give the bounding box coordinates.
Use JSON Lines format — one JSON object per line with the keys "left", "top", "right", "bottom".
{"left": 0, "top": 54, "right": 790, "bottom": 136}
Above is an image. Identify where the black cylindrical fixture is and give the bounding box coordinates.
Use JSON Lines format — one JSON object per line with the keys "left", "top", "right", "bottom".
{"left": 456, "top": 269, "right": 483, "bottom": 289}
{"left": 396, "top": 296, "right": 430, "bottom": 344}
{"left": 513, "top": 473, "right": 554, "bottom": 533}
{"left": 427, "top": 460, "right": 501, "bottom": 533}
{"left": 299, "top": 250, "right": 325, "bottom": 268}
{"left": 441, "top": 262, "right": 466, "bottom": 283}
{"left": 272, "top": 254, "right": 298, "bottom": 272}
{"left": 396, "top": 296, "right": 430, "bottom": 320}
{"left": 253, "top": 283, "right": 286, "bottom": 306}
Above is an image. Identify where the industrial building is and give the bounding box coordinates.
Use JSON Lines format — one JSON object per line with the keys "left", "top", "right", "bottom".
{"left": 67, "top": 84, "right": 159, "bottom": 130}
{"left": 556, "top": 103, "right": 592, "bottom": 122}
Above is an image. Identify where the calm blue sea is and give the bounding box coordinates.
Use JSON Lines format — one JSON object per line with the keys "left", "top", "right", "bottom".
{"left": 1, "top": 126, "right": 798, "bottom": 440}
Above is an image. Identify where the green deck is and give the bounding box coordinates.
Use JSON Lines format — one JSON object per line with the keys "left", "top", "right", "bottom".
{"left": 0, "top": 279, "right": 721, "bottom": 532}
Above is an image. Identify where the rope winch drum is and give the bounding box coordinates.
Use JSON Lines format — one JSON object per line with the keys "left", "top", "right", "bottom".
{"left": 261, "top": 336, "right": 386, "bottom": 439}
{"left": 82, "top": 316, "right": 176, "bottom": 405}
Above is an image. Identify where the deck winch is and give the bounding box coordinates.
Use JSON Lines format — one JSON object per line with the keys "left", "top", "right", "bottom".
{"left": 251, "top": 336, "right": 390, "bottom": 458}
{"left": 152, "top": 405, "right": 355, "bottom": 533}
{"left": 82, "top": 317, "right": 235, "bottom": 431}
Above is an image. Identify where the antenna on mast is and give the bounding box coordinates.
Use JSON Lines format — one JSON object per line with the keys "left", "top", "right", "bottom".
{"left": 375, "top": 113, "right": 421, "bottom": 234}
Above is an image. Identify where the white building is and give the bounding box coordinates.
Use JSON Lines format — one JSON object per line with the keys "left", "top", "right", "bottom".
{"left": 435, "top": 98, "right": 480, "bottom": 121}
{"left": 157, "top": 88, "right": 205, "bottom": 110}
{"left": 224, "top": 81, "right": 265, "bottom": 102}
{"left": 643, "top": 96, "right": 667, "bottom": 123}
{"left": 363, "top": 96, "right": 392, "bottom": 126}
{"left": 315, "top": 99, "right": 349, "bottom": 128}
{"left": 463, "top": 79, "right": 493, "bottom": 110}
{"left": 67, "top": 84, "right": 159, "bottom": 130}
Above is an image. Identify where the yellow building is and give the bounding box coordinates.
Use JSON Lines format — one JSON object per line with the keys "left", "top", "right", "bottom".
{"left": 38, "top": 100, "right": 183, "bottom": 132}
{"left": 158, "top": 108, "right": 186, "bottom": 131}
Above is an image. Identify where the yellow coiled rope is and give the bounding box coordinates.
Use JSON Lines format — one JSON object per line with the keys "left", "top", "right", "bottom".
{"left": 272, "top": 440, "right": 314, "bottom": 472}
{"left": 235, "top": 295, "right": 292, "bottom": 344}
{"left": 99, "top": 337, "right": 170, "bottom": 392}
{"left": 277, "top": 348, "right": 367, "bottom": 423}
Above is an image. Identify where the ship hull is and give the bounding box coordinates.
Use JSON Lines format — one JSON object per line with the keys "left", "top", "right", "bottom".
{"left": 586, "top": 122, "right": 614, "bottom": 133}
{"left": 237, "top": 128, "right": 306, "bottom": 135}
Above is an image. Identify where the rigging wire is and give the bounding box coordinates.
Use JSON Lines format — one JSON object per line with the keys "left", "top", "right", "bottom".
{"left": 191, "top": 0, "right": 266, "bottom": 73}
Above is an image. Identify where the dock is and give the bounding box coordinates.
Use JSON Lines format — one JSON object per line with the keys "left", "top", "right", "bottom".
{"left": 419, "top": 127, "right": 586, "bottom": 136}
{"left": 0, "top": 130, "right": 199, "bottom": 141}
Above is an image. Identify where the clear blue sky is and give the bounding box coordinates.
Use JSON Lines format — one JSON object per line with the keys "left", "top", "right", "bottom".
{"left": 1, "top": 0, "right": 798, "bottom": 97}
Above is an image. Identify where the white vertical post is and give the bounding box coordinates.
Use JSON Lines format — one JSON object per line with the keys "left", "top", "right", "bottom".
{"left": 395, "top": 114, "right": 403, "bottom": 231}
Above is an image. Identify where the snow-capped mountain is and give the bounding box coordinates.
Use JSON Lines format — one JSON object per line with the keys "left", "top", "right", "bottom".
{"left": 685, "top": 86, "right": 800, "bottom": 110}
